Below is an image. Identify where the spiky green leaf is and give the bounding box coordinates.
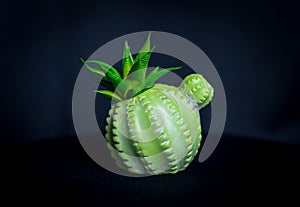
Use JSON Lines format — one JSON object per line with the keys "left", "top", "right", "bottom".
{"left": 83, "top": 59, "right": 131, "bottom": 96}
{"left": 83, "top": 59, "right": 122, "bottom": 88}
{"left": 126, "top": 47, "right": 155, "bottom": 86}
{"left": 86, "top": 60, "right": 121, "bottom": 78}
{"left": 130, "top": 47, "right": 155, "bottom": 73}
{"left": 135, "top": 66, "right": 182, "bottom": 96}
{"left": 126, "top": 33, "right": 154, "bottom": 83}
{"left": 89, "top": 76, "right": 115, "bottom": 91}
{"left": 124, "top": 68, "right": 147, "bottom": 88}
{"left": 104, "top": 69, "right": 122, "bottom": 88}
{"left": 81, "top": 58, "right": 106, "bottom": 77}
{"left": 122, "top": 41, "right": 134, "bottom": 78}
{"left": 94, "top": 90, "right": 122, "bottom": 101}
{"left": 136, "top": 32, "right": 151, "bottom": 57}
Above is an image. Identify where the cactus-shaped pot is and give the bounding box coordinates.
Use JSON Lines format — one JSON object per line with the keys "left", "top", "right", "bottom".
{"left": 81, "top": 34, "right": 213, "bottom": 175}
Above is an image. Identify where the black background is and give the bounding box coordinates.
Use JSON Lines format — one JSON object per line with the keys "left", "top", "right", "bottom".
{"left": 1, "top": 0, "right": 299, "bottom": 206}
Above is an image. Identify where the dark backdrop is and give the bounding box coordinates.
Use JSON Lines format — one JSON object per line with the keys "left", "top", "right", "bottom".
{"left": 1, "top": 0, "right": 299, "bottom": 147}
{"left": 1, "top": 0, "right": 299, "bottom": 206}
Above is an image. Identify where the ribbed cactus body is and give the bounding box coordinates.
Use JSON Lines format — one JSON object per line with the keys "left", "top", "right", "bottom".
{"left": 82, "top": 34, "right": 214, "bottom": 175}
{"left": 105, "top": 84, "right": 202, "bottom": 175}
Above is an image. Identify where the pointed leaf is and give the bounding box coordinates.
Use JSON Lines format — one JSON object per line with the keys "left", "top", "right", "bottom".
{"left": 135, "top": 66, "right": 182, "bottom": 95}
{"left": 126, "top": 47, "right": 155, "bottom": 85}
{"left": 104, "top": 69, "right": 132, "bottom": 96}
{"left": 94, "top": 90, "right": 122, "bottom": 101}
{"left": 130, "top": 46, "right": 155, "bottom": 73}
{"left": 99, "top": 79, "right": 115, "bottom": 91}
{"left": 122, "top": 41, "right": 134, "bottom": 78}
{"left": 82, "top": 58, "right": 124, "bottom": 92}
{"left": 81, "top": 58, "right": 106, "bottom": 77}
{"left": 104, "top": 69, "right": 122, "bottom": 88}
{"left": 124, "top": 68, "right": 147, "bottom": 88}
{"left": 86, "top": 60, "right": 121, "bottom": 78}
{"left": 89, "top": 76, "right": 115, "bottom": 91}
{"left": 83, "top": 59, "right": 129, "bottom": 93}
{"left": 136, "top": 32, "right": 151, "bottom": 59}
{"left": 127, "top": 33, "right": 153, "bottom": 82}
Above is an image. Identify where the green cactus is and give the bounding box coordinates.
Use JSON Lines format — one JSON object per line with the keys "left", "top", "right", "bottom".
{"left": 81, "top": 34, "right": 213, "bottom": 175}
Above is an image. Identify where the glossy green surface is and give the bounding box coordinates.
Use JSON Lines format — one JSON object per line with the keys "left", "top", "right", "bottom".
{"left": 105, "top": 74, "right": 213, "bottom": 175}
{"left": 82, "top": 34, "right": 214, "bottom": 174}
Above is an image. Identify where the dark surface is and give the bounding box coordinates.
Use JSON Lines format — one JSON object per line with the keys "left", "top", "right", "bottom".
{"left": 2, "top": 135, "right": 299, "bottom": 206}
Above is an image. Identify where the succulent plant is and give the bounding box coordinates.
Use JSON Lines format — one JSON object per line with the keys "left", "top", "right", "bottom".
{"left": 81, "top": 34, "right": 213, "bottom": 175}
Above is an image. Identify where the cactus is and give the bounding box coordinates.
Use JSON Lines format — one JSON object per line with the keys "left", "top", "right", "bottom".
{"left": 81, "top": 34, "right": 213, "bottom": 175}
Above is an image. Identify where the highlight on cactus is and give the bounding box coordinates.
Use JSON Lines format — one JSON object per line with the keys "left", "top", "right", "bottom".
{"left": 81, "top": 33, "right": 214, "bottom": 175}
